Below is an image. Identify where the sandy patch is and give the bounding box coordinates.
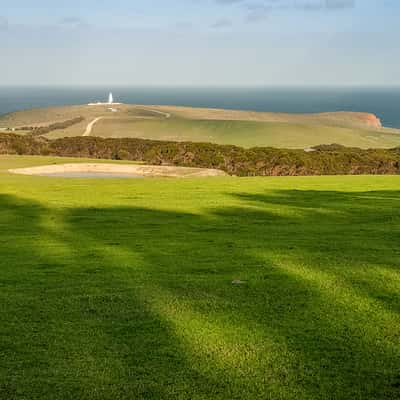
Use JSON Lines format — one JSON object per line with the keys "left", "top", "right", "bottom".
{"left": 9, "top": 163, "right": 227, "bottom": 178}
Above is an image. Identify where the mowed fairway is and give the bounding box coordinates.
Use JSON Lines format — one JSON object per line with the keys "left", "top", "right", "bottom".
{"left": 0, "top": 155, "right": 400, "bottom": 399}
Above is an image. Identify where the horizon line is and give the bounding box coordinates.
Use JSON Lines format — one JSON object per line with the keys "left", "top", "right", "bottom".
{"left": 1, "top": 84, "right": 400, "bottom": 89}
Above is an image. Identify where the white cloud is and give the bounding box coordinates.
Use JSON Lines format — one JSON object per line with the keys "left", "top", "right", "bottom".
{"left": 58, "top": 17, "right": 89, "bottom": 29}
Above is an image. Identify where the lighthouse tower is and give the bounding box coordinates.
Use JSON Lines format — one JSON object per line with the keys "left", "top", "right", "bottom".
{"left": 88, "top": 93, "right": 121, "bottom": 106}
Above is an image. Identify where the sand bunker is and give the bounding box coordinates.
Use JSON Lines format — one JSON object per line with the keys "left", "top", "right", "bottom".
{"left": 9, "top": 163, "right": 227, "bottom": 178}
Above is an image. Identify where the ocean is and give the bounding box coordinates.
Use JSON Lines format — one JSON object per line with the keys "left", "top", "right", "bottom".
{"left": 0, "top": 86, "right": 399, "bottom": 128}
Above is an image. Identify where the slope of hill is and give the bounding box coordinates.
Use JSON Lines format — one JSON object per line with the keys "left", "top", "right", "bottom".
{"left": 1, "top": 104, "right": 400, "bottom": 149}
{"left": 1, "top": 155, "right": 399, "bottom": 400}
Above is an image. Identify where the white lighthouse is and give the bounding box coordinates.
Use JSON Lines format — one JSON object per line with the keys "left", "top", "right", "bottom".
{"left": 88, "top": 93, "right": 121, "bottom": 106}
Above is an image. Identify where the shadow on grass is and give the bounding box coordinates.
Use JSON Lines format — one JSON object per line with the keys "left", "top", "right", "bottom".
{"left": 0, "top": 190, "right": 399, "bottom": 400}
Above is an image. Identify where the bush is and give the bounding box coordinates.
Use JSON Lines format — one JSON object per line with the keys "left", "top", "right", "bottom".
{"left": 1, "top": 133, "right": 400, "bottom": 176}
{"left": 25, "top": 117, "right": 85, "bottom": 137}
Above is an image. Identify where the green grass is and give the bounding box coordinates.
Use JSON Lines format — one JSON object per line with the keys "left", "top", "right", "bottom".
{"left": 1, "top": 155, "right": 400, "bottom": 399}
{"left": 92, "top": 117, "right": 400, "bottom": 149}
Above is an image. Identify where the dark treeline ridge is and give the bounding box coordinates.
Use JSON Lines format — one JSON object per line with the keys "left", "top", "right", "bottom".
{"left": 15, "top": 117, "right": 84, "bottom": 136}
{"left": 1, "top": 133, "right": 400, "bottom": 176}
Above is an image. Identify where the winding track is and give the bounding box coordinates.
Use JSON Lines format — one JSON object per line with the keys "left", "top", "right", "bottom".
{"left": 139, "top": 108, "right": 171, "bottom": 119}
{"left": 83, "top": 117, "right": 104, "bottom": 136}
{"left": 82, "top": 108, "right": 171, "bottom": 137}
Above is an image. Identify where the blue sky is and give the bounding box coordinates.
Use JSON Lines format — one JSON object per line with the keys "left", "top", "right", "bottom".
{"left": 0, "top": 0, "right": 399, "bottom": 86}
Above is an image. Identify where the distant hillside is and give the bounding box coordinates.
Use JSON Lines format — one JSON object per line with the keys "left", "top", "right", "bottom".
{"left": 1, "top": 104, "right": 400, "bottom": 149}
{"left": 149, "top": 105, "right": 384, "bottom": 129}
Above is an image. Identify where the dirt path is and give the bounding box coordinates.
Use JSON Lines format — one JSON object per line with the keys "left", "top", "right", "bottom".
{"left": 83, "top": 117, "right": 104, "bottom": 136}
{"left": 139, "top": 108, "right": 171, "bottom": 119}
{"left": 83, "top": 108, "right": 169, "bottom": 137}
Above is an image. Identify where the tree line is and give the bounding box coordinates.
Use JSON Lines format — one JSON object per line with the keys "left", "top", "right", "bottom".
{"left": 13, "top": 117, "right": 85, "bottom": 136}
{"left": 1, "top": 133, "right": 399, "bottom": 176}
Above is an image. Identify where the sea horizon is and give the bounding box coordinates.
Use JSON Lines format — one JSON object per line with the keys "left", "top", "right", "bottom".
{"left": 1, "top": 85, "right": 400, "bottom": 129}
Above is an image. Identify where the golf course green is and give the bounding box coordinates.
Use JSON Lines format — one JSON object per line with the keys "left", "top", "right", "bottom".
{"left": 1, "top": 155, "right": 399, "bottom": 399}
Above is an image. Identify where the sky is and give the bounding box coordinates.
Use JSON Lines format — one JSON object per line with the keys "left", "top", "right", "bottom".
{"left": 0, "top": 0, "right": 399, "bottom": 87}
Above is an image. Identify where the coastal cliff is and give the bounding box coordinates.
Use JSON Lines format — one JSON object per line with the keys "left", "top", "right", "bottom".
{"left": 355, "top": 113, "right": 382, "bottom": 128}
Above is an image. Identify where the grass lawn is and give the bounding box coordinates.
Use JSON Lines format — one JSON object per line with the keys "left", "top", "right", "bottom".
{"left": 0, "top": 155, "right": 399, "bottom": 399}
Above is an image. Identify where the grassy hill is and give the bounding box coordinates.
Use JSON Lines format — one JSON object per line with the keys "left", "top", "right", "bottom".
{"left": 1, "top": 104, "right": 400, "bottom": 149}
{"left": 91, "top": 117, "right": 400, "bottom": 149}
{"left": 1, "top": 155, "right": 399, "bottom": 399}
